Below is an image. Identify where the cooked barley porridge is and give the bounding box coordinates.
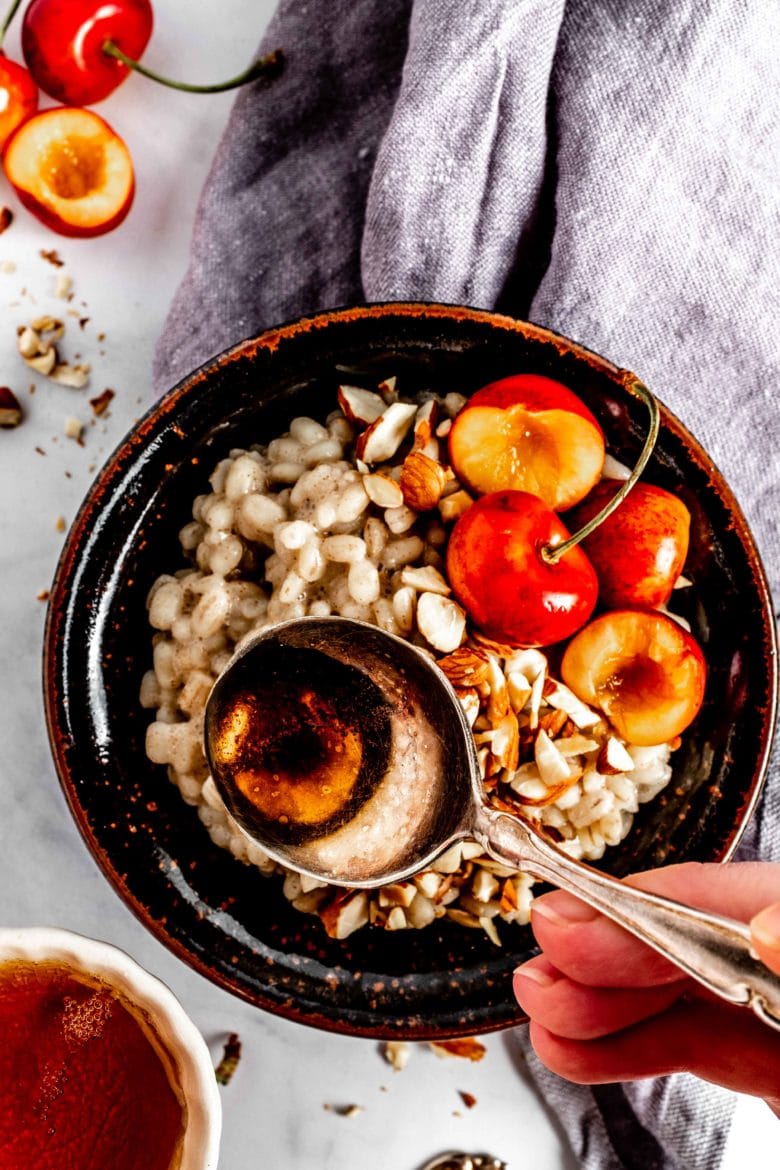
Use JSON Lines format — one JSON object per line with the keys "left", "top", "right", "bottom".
{"left": 141, "top": 378, "right": 677, "bottom": 942}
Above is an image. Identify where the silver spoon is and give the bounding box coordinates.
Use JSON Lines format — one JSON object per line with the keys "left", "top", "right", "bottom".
{"left": 204, "top": 616, "right": 780, "bottom": 1031}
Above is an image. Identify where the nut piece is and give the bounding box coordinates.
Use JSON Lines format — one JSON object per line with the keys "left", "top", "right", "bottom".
{"left": 17, "top": 326, "right": 42, "bottom": 358}
{"left": 363, "top": 471, "right": 404, "bottom": 509}
{"left": 436, "top": 645, "right": 489, "bottom": 687}
{"left": 318, "top": 891, "right": 369, "bottom": 939}
{"left": 597, "top": 736, "right": 635, "bottom": 775}
{"left": 534, "top": 728, "right": 572, "bottom": 787}
{"left": 355, "top": 402, "right": 417, "bottom": 464}
{"left": 89, "top": 388, "right": 115, "bottom": 416}
{"left": 400, "top": 450, "right": 447, "bottom": 511}
{"left": 50, "top": 362, "right": 90, "bottom": 389}
{"left": 382, "top": 1040, "right": 411, "bottom": 1072}
{"left": 412, "top": 398, "right": 440, "bottom": 458}
{"left": 399, "top": 564, "right": 451, "bottom": 595}
{"left": 55, "top": 272, "right": 73, "bottom": 299}
{"left": 64, "top": 416, "right": 84, "bottom": 443}
{"left": 416, "top": 591, "right": 466, "bottom": 653}
{"left": 0, "top": 386, "right": 22, "bottom": 428}
{"left": 429, "top": 1037, "right": 486, "bottom": 1062}
{"left": 492, "top": 711, "right": 520, "bottom": 772}
{"left": 337, "top": 384, "right": 385, "bottom": 426}
{"left": 377, "top": 375, "right": 398, "bottom": 403}
{"left": 31, "top": 315, "right": 65, "bottom": 341}
{"left": 438, "top": 488, "right": 473, "bottom": 523}
{"left": 543, "top": 680, "right": 601, "bottom": 730}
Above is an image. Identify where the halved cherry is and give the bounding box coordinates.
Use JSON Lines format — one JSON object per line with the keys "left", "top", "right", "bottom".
{"left": 446, "top": 490, "right": 598, "bottom": 648}
{"left": 567, "top": 480, "right": 691, "bottom": 608}
{"left": 561, "top": 609, "right": 706, "bottom": 746}
{"left": 3, "top": 107, "right": 134, "bottom": 237}
{"left": 448, "top": 374, "right": 605, "bottom": 511}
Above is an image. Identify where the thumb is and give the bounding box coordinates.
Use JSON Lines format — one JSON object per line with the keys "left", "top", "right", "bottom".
{"left": 750, "top": 903, "right": 780, "bottom": 976}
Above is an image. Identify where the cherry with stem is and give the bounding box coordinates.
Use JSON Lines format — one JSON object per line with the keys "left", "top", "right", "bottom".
{"left": 101, "top": 41, "right": 284, "bottom": 95}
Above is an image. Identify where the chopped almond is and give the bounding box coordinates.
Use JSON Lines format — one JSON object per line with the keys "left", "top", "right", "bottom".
{"left": 597, "top": 737, "right": 635, "bottom": 775}
{"left": 356, "top": 402, "right": 417, "bottom": 464}
{"left": 337, "top": 384, "right": 385, "bottom": 426}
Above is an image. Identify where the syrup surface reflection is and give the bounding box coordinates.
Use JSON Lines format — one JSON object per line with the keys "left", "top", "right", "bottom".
{"left": 205, "top": 619, "right": 474, "bottom": 886}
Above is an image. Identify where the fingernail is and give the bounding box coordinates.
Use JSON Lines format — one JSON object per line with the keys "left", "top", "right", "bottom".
{"left": 532, "top": 896, "right": 599, "bottom": 927}
{"left": 513, "top": 962, "right": 558, "bottom": 987}
{"left": 750, "top": 903, "right": 780, "bottom": 950}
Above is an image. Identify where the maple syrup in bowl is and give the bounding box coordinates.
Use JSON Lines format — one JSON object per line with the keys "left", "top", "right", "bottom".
{"left": 0, "top": 928, "right": 220, "bottom": 1170}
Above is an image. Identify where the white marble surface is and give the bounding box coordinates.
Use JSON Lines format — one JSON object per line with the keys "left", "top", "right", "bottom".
{"left": 0, "top": 2, "right": 775, "bottom": 1167}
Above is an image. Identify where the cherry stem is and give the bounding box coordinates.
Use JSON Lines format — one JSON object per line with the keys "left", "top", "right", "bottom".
{"left": 102, "top": 42, "right": 284, "bottom": 94}
{"left": 541, "top": 374, "right": 660, "bottom": 564}
{"left": 0, "top": 0, "right": 24, "bottom": 48}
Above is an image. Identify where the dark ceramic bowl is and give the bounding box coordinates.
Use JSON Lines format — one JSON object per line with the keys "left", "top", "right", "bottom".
{"left": 44, "top": 303, "right": 778, "bottom": 1039}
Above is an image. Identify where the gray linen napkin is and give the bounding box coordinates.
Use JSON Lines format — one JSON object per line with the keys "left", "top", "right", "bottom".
{"left": 154, "top": 2, "right": 780, "bottom": 1167}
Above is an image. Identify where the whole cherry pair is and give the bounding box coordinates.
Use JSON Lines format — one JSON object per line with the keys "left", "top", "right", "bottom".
{"left": 0, "top": 0, "right": 281, "bottom": 236}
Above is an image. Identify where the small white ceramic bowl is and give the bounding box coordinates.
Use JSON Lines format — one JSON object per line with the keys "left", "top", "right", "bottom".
{"left": 0, "top": 926, "right": 221, "bottom": 1170}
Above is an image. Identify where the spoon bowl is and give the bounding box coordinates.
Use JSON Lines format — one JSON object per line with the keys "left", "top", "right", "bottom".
{"left": 206, "top": 616, "right": 780, "bottom": 1032}
{"left": 205, "top": 618, "right": 477, "bottom": 886}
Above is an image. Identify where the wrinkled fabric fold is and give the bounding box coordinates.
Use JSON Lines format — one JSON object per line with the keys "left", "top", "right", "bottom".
{"left": 153, "top": 2, "right": 779, "bottom": 1166}
{"left": 362, "top": 0, "right": 565, "bottom": 310}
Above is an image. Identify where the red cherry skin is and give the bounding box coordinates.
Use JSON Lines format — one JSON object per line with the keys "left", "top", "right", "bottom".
{"left": 446, "top": 490, "right": 599, "bottom": 648}
{"left": 567, "top": 480, "right": 691, "bottom": 608}
{"left": 21, "top": 0, "right": 153, "bottom": 106}
{"left": 464, "top": 373, "right": 603, "bottom": 433}
{"left": 0, "top": 54, "right": 38, "bottom": 151}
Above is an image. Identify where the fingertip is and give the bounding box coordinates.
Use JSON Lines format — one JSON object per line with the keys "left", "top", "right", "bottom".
{"left": 513, "top": 957, "right": 560, "bottom": 1010}
{"left": 750, "top": 903, "right": 780, "bottom": 976}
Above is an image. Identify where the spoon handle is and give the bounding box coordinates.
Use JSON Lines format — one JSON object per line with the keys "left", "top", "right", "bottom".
{"left": 477, "top": 807, "right": 780, "bottom": 1031}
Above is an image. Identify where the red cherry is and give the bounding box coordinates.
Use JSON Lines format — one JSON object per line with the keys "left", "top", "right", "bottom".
{"left": 446, "top": 490, "right": 599, "bottom": 648}
{"left": 21, "top": 0, "right": 153, "bottom": 106}
{"left": 567, "top": 480, "right": 691, "bottom": 608}
{"left": 0, "top": 52, "right": 37, "bottom": 150}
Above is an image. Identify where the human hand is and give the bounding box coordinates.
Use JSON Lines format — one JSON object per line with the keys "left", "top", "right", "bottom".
{"left": 513, "top": 861, "right": 780, "bottom": 1114}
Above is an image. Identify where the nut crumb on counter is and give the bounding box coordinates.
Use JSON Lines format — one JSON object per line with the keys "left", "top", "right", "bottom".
{"left": 40, "top": 249, "right": 64, "bottom": 267}
{"left": 214, "top": 1032, "right": 242, "bottom": 1085}
{"left": 429, "top": 1038, "right": 486, "bottom": 1062}
{"left": 89, "top": 389, "right": 115, "bottom": 417}
{"left": 324, "top": 1103, "right": 364, "bottom": 1118}
{"left": 382, "top": 1040, "right": 412, "bottom": 1071}
{"left": 0, "top": 387, "right": 22, "bottom": 428}
{"left": 64, "top": 416, "right": 84, "bottom": 444}
{"left": 55, "top": 273, "right": 73, "bottom": 299}
{"left": 55, "top": 516, "right": 66, "bottom": 533}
